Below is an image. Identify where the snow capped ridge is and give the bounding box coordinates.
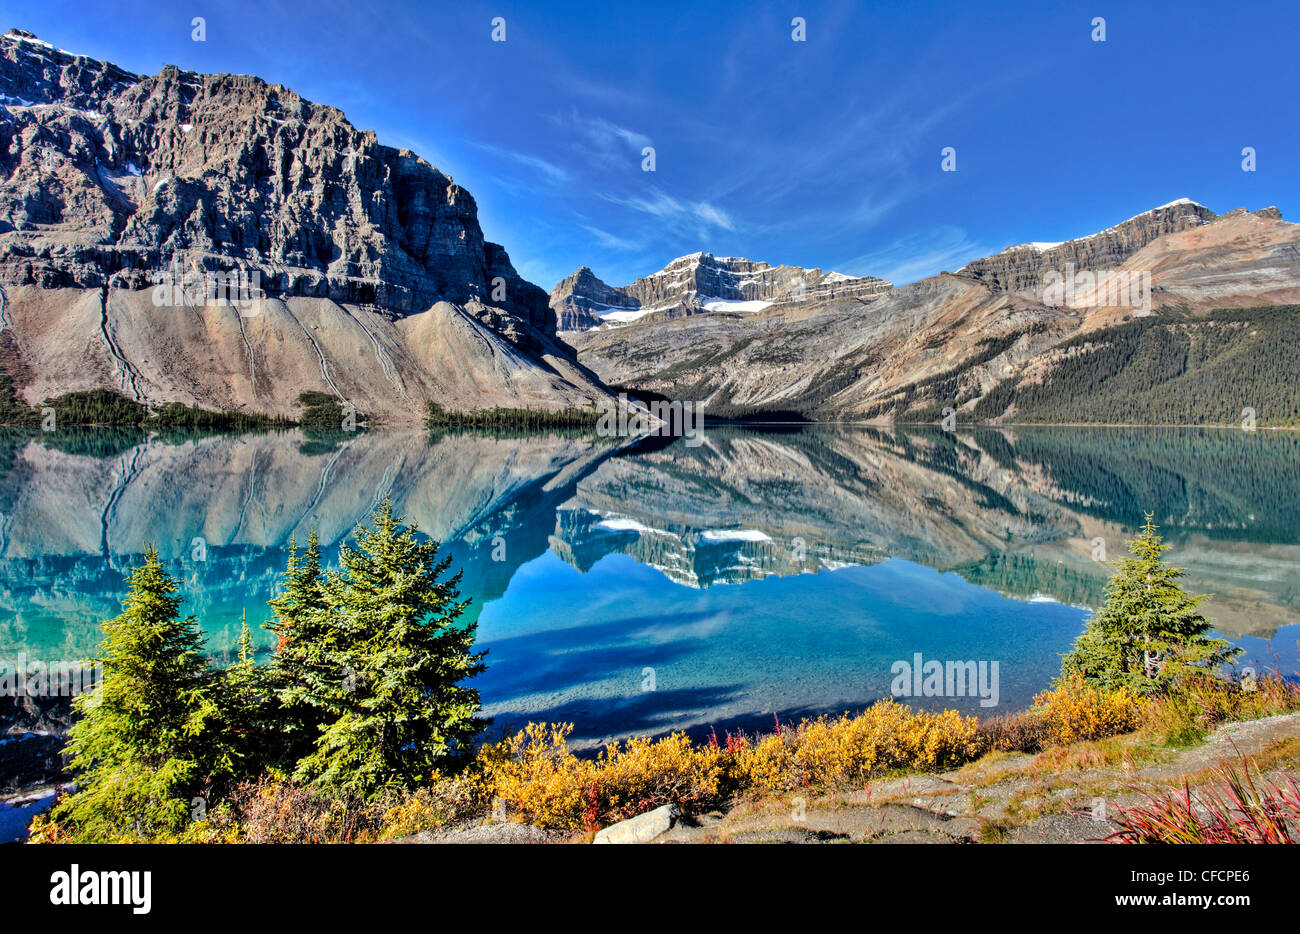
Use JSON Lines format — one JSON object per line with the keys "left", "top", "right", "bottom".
{"left": 1111, "top": 197, "right": 1203, "bottom": 229}
{"left": 550, "top": 250, "right": 893, "bottom": 330}
{"left": 996, "top": 241, "right": 1064, "bottom": 256}
{"left": 993, "top": 198, "right": 1210, "bottom": 257}
{"left": 0, "top": 29, "right": 143, "bottom": 103}
{"left": 956, "top": 198, "right": 1224, "bottom": 287}
{"left": 700, "top": 296, "right": 773, "bottom": 313}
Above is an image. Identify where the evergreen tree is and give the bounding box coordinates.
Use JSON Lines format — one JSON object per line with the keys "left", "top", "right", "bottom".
{"left": 1061, "top": 514, "right": 1241, "bottom": 693}
{"left": 265, "top": 532, "right": 332, "bottom": 767}
{"left": 52, "top": 550, "right": 229, "bottom": 840}
{"left": 237, "top": 612, "right": 255, "bottom": 666}
{"left": 224, "top": 610, "right": 269, "bottom": 773}
{"left": 292, "top": 498, "right": 486, "bottom": 798}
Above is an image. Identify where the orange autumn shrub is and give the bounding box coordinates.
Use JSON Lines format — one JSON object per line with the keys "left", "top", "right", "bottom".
{"left": 477, "top": 723, "right": 596, "bottom": 830}
{"left": 402, "top": 675, "right": 1296, "bottom": 833}
{"left": 592, "top": 731, "right": 727, "bottom": 822}
{"left": 478, "top": 703, "right": 981, "bottom": 828}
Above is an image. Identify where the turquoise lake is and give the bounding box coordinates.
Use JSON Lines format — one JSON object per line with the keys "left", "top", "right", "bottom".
{"left": 1, "top": 425, "right": 1297, "bottom": 746}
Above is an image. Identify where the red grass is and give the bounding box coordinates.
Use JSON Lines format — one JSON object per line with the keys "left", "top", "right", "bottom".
{"left": 1106, "top": 759, "right": 1300, "bottom": 844}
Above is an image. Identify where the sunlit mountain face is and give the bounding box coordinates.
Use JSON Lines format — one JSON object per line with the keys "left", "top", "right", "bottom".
{"left": 2, "top": 425, "right": 1296, "bottom": 744}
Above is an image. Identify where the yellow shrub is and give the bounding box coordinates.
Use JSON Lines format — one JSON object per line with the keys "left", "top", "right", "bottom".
{"left": 1033, "top": 673, "right": 1142, "bottom": 746}
{"left": 732, "top": 702, "right": 980, "bottom": 793}
{"left": 478, "top": 722, "right": 597, "bottom": 830}
{"left": 378, "top": 777, "right": 478, "bottom": 839}
{"left": 733, "top": 731, "right": 798, "bottom": 793}
{"left": 480, "top": 723, "right": 729, "bottom": 830}
{"left": 595, "top": 732, "right": 726, "bottom": 821}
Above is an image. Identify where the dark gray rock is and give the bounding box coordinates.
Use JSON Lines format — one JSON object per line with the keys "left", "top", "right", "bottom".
{"left": 0, "top": 29, "right": 550, "bottom": 345}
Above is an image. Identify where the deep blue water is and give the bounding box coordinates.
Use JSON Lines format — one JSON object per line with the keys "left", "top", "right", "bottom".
{"left": 475, "top": 551, "right": 1090, "bottom": 744}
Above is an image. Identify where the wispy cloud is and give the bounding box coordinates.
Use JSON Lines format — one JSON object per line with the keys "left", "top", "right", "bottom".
{"left": 692, "top": 202, "right": 735, "bottom": 231}
{"left": 545, "top": 111, "right": 655, "bottom": 174}
{"left": 837, "top": 226, "right": 990, "bottom": 286}
{"left": 470, "top": 141, "right": 572, "bottom": 184}
{"left": 577, "top": 115, "right": 653, "bottom": 153}
{"left": 599, "top": 187, "right": 736, "bottom": 241}
{"left": 580, "top": 224, "right": 641, "bottom": 251}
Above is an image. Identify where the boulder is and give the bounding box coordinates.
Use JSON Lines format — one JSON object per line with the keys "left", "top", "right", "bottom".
{"left": 593, "top": 803, "right": 680, "bottom": 844}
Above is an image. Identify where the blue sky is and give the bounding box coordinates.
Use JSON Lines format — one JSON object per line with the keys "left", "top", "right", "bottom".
{"left": 5, "top": 0, "right": 1297, "bottom": 289}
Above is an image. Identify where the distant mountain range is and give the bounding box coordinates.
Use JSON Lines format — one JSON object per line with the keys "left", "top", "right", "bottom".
{"left": 566, "top": 201, "right": 1300, "bottom": 424}
{"left": 549, "top": 253, "right": 890, "bottom": 330}
{"left": 1, "top": 27, "right": 1296, "bottom": 427}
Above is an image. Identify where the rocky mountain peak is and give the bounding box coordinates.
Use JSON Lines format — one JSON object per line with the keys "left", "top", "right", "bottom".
{"left": 958, "top": 198, "right": 1219, "bottom": 292}
{"left": 0, "top": 29, "right": 610, "bottom": 425}
{"left": 1, "top": 28, "right": 141, "bottom": 108}
{"left": 550, "top": 252, "right": 892, "bottom": 331}
{"left": 0, "top": 29, "right": 551, "bottom": 342}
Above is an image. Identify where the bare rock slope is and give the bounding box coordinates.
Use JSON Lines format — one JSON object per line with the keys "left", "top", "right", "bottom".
{"left": 0, "top": 29, "right": 608, "bottom": 423}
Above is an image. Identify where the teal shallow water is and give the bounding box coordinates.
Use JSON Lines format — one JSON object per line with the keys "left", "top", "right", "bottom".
{"left": 1, "top": 425, "right": 1296, "bottom": 742}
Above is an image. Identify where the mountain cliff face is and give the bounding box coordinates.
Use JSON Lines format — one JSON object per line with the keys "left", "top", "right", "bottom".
{"left": 549, "top": 252, "right": 891, "bottom": 330}
{"left": 957, "top": 199, "right": 1220, "bottom": 293}
{"left": 566, "top": 203, "right": 1300, "bottom": 423}
{"left": 550, "top": 266, "right": 643, "bottom": 330}
{"left": 0, "top": 29, "right": 607, "bottom": 423}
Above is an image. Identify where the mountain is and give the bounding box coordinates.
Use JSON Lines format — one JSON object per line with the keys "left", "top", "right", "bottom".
{"left": 5, "top": 26, "right": 1291, "bottom": 428}
{"left": 0, "top": 29, "right": 609, "bottom": 424}
{"left": 956, "top": 198, "right": 1220, "bottom": 293}
{"left": 549, "top": 252, "right": 891, "bottom": 330}
{"left": 565, "top": 202, "right": 1300, "bottom": 424}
